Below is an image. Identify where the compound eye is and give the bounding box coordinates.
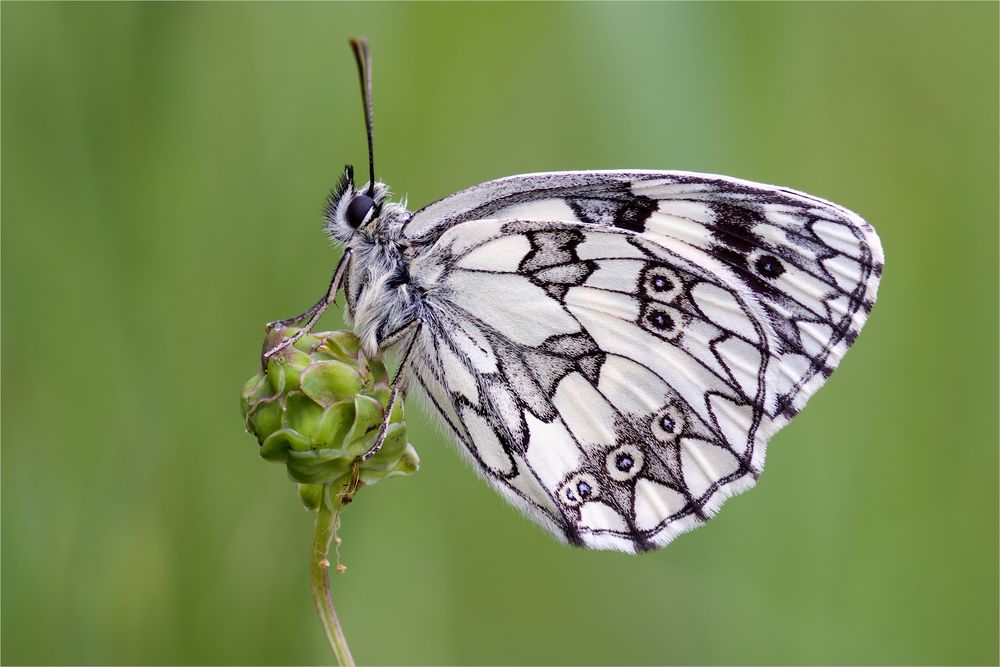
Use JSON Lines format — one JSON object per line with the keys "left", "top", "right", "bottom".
{"left": 345, "top": 194, "right": 375, "bottom": 228}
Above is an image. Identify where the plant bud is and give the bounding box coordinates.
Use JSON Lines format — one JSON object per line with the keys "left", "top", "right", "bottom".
{"left": 241, "top": 327, "right": 419, "bottom": 510}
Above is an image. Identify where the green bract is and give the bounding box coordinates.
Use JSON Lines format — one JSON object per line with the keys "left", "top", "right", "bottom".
{"left": 241, "top": 327, "right": 418, "bottom": 510}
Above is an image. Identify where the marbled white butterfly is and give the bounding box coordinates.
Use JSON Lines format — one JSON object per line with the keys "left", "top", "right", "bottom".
{"left": 265, "top": 38, "right": 883, "bottom": 553}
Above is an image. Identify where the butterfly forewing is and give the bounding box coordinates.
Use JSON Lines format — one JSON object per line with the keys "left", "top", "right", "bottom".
{"left": 402, "top": 171, "right": 882, "bottom": 552}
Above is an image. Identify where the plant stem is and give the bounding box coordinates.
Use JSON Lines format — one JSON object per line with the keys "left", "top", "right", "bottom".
{"left": 311, "top": 497, "right": 356, "bottom": 666}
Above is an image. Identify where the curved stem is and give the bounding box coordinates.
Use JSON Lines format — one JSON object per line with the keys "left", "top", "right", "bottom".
{"left": 311, "top": 497, "right": 356, "bottom": 666}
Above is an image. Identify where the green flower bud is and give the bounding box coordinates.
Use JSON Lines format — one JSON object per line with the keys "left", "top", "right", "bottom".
{"left": 241, "top": 327, "right": 419, "bottom": 510}
{"left": 298, "top": 483, "right": 324, "bottom": 511}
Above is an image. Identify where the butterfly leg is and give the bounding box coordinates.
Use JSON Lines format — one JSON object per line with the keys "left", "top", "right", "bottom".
{"left": 360, "top": 324, "right": 421, "bottom": 462}
{"left": 262, "top": 250, "right": 352, "bottom": 364}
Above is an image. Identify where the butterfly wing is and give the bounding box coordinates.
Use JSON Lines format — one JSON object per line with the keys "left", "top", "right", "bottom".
{"left": 403, "top": 171, "right": 882, "bottom": 552}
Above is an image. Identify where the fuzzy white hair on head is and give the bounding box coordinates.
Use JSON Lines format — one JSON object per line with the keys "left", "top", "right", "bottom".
{"left": 323, "top": 165, "right": 392, "bottom": 244}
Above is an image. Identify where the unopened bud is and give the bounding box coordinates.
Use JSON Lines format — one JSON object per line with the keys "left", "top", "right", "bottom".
{"left": 241, "top": 327, "right": 419, "bottom": 510}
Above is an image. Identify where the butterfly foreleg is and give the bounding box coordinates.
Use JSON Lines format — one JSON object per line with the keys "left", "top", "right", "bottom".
{"left": 262, "top": 249, "right": 353, "bottom": 364}
{"left": 359, "top": 322, "right": 422, "bottom": 462}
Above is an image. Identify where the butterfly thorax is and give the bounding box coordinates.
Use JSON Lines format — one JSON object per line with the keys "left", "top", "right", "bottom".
{"left": 343, "top": 200, "right": 423, "bottom": 357}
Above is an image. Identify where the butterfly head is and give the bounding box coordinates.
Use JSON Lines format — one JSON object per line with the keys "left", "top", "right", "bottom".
{"left": 324, "top": 164, "right": 390, "bottom": 242}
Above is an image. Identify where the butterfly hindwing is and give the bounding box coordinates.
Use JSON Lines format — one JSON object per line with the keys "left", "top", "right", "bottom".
{"left": 403, "top": 171, "right": 882, "bottom": 552}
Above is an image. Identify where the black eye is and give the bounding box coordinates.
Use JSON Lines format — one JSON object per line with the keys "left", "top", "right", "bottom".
{"left": 615, "top": 453, "right": 634, "bottom": 471}
{"left": 647, "top": 309, "right": 674, "bottom": 330}
{"left": 755, "top": 254, "right": 785, "bottom": 279}
{"left": 345, "top": 194, "right": 375, "bottom": 228}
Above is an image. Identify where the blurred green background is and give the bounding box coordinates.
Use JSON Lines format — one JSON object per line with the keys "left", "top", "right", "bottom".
{"left": 3, "top": 2, "right": 997, "bottom": 665}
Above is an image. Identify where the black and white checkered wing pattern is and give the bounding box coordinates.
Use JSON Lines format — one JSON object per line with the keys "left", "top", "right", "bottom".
{"left": 404, "top": 171, "right": 882, "bottom": 552}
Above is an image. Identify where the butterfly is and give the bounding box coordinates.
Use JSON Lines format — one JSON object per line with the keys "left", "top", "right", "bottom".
{"left": 264, "top": 38, "right": 883, "bottom": 553}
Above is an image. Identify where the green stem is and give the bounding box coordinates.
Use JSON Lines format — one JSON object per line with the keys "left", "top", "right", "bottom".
{"left": 311, "top": 496, "right": 356, "bottom": 666}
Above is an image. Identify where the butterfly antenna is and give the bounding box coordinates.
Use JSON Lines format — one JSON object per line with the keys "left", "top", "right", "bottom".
{"left": 349, "top": 37, "right": 376, "bottom": 197}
